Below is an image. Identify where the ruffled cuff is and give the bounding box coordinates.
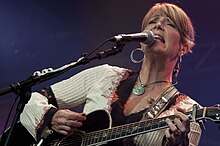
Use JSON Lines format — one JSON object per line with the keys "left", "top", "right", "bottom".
{"left": 36, "top": 107, "right": 58, "bottom": 141}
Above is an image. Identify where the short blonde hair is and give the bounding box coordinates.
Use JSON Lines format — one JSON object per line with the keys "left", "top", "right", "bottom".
{"left": 142, "top": 3, "right": 195, "bottom": 53}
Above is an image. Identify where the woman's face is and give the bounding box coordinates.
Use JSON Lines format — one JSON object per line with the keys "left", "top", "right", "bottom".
{"left": 142, "top": 12, "right": 182, "bottom": 60}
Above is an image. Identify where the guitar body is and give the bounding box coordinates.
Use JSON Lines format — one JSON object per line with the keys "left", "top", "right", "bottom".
{"left": 0, "top": 110, "right": 111, "bottom": 146}
{"left": 1, "top": 105, "right": 220, "bottom": 146}
{"left": 44, "top": 110, "right": 111, "bottom": 146}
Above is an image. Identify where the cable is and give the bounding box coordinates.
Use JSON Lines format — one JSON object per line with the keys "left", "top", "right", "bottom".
{"left": 2, "top": 95, "right": 19, "bottom": 134}
{"left": 84, "top": 39, "right": 111, "bottom": 58}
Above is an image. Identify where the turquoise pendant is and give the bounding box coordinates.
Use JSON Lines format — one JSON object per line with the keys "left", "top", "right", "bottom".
{"left": 132, "top": 84, "right": 145, "bottom": 96}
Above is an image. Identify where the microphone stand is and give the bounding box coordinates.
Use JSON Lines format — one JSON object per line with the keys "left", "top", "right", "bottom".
{"left": 0, "top": 42, "right": 125, "bottom": 146}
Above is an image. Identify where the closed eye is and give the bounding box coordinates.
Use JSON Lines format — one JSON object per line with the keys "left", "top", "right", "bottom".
{"left": 148, "top": 21, "right": 156, "bottom": 24}
{"left": 167, "top": 23, "right": 176, "bottom": 28}
{"left": 166, "top": 17, "right": 176, "bottom": 28}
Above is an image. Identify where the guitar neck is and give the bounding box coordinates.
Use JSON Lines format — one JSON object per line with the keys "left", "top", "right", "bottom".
{"left": 84, "top": 109, "right": 204, "bottom": 145}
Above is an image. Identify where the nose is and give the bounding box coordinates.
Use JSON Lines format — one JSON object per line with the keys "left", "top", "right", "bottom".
{"left": 153, "top": 21, "right": 164, "bottom": 31}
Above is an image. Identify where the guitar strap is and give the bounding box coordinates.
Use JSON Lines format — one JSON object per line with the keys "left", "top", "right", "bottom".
{"left": 142, "top": 85, "right": 180, "bottom": 120}
{"left": 122, "top": 85, "right": 180, "bottom": 146}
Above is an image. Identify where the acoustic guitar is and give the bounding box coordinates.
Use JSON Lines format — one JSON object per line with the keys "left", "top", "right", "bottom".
{"left": 1, "top": 105, "right": 220, "bottom": 146}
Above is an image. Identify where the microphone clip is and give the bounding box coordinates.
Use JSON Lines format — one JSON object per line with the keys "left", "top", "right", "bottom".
{"left": 97, "top": 42, "right": 126, "bottom": 59}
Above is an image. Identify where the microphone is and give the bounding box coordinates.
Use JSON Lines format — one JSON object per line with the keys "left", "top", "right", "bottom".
{"left": 109, "top": 30, "right": 155, "bottom": 44}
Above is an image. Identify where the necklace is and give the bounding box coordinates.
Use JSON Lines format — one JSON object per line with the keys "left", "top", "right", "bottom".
{"left": 132, "top": 76, "right": 172, "bottom": 96}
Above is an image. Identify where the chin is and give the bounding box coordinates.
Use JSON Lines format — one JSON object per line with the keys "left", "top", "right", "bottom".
{"left": 152, "top": 45, "right": 167, "bottom": 53}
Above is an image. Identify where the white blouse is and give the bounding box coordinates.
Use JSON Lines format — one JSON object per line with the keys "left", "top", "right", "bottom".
{"left": 20, "top": 64, "right": 202, "bottom": 145}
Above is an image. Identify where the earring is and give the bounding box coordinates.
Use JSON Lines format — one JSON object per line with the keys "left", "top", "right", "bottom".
{"left": 130, "top": 48, "right": 144, "bottom": 63}
{"left": 172, "top": 56, "right": 182, "bottom": 84}
{"left": 177, "top": 56, "right": 182, "bottom": 70}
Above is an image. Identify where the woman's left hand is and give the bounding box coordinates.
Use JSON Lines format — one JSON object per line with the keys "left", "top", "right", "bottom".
{"left": 165, "top": 108, "right": 190, "bottom": 146}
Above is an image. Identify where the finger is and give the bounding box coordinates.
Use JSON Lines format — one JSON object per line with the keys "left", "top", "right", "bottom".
{"left": 176, "top": 107, "right": 186, "bottom": 113}
{"left": 174, "top": 111, "right": 188, "bottom": 122}
{"left": 59, "top": 124, "right": 73, "bottom": 131}
{"left": 164, "top": 128, "right": 180, "bottom": 144}
{"left": 56, "top": 109, "right": 69, "bottom": 118}
{"left": 65, "top": 112, "right": 86, "bottom": 121}
{"left": 56, "top": 130, "right": 69, "bottom": 135}
{"left": 74, "top": 113, "right": 87, "bottom": 121}
{"left": 166, "top": 118, "right": 178, "bottom": 134}
{"left": 56, "top": 127, "right": 75, "bottom": 136}
{"left": 165, "top": 128, "right": 172, "bottom": 140}
{"left": 174, "top": 112, "right": 190, "bottom": 133}
{"left": 67, "top": 120, "right": 83, "bottom": 128}
{"left": 51, "top": 124, "right": 74, "bottom": 135}
{"left": 51, "top": 117, "right": 65, "bottom": 127}
{"left": 174, "top": 118, "right": 186, "bottom": 133}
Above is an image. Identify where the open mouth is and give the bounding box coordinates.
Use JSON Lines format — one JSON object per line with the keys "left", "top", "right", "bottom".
{"left": 154, "top": 34, "right": 165, "bottom": 43}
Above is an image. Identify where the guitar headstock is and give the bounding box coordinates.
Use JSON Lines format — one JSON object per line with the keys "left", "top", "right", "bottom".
{"left": 197, "top": 104, "right": 220, "bottom": 124}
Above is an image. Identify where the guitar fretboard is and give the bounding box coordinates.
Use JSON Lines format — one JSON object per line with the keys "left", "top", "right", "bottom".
{"left": 83, "top": 113, "right": 190, "bottom": 145}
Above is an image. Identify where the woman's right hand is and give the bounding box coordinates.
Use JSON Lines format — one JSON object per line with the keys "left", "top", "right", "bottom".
{"left": 50, "top": 109, "right": 86, "bottom": 135}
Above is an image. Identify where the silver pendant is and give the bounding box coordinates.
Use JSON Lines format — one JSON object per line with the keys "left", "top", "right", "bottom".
{"left": 132, "top": 84, "right": 145, "bottom": 96}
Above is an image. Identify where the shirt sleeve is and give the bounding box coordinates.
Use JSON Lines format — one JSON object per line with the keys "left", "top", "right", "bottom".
{"left": 19, "top": 64, "right": 112, "bottom": 140}
{"left": 51, "top": 64, "right": 112, "bottom": 109}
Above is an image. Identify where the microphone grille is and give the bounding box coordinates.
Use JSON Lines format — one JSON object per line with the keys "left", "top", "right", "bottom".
{"left": 143, "top": 30, "right": 155, "bottom": 44}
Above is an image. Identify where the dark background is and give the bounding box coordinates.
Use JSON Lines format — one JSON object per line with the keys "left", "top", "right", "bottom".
{"left": 0, "top": 0, "right": 219, "bottom": 145}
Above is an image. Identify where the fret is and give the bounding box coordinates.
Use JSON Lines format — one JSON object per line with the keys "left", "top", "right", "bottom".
{"left": 84, "top": 118, "right": 169, "bottom": 145}
{"left": 131, "top": 123, "right": 141, "bottom": 134}
{"left": 86, "top": 107, "right": 220, "bottom": 145}
{"left": 84, "top": 133, "right": 90, "bottom": 146}
{"left": 118, "top": 125, "right": 127, "bottom": 137}
{"left": 144, "top": 120, "right": 152, "bottom": 131}
{"left": 124, "top": 124, "right": 129, "bottom": 137}
{"left": 106, "top": 128, "right": 113, "bottom": 141}
{"left": 111, "top": 125, "right": 118, "bottom": 139}
{"left": 40, "top": 106, "right": 220, "bottom": 146}
{"left": 100, "top": 130, "right": 108, "bottom": 143}
{"left": 151, "top": 119, "right": 160, "bottom": 129}
{"left": 113, "top": 126, "right": 122, "bottom": 139}
{"left": 115, "top": 126, "right": 121, "bottom": 138}
{"left": 157, "top": 119, "right": 167, "bottom": 128}
{"left": 131, "top": 125, "right": 140, "bottom": 134}
{"left": 127, "top": 123, "right": 134, "bottom": 134}
{"left": 88, "top": 131, "right": 95, "bottom": 145}
{"left": 96, "top": 132, "right": 102, "bottom": 143}
{"left": 125, "top": 124, "right": 133, "bottom": 135}
{"left": 97, "top": 130, "right": 104, "bottom": 143}
{"left": 137, "top": 121, "right": 145, "bottom": 133}
{"left": 93, "top": 130, "right": 101, "bottom": 144}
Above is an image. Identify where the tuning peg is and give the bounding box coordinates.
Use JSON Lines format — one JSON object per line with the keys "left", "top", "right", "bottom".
{"left": 214, "top": 104, "right": 220, "bottom": 107}
{"left": 192, "top": 104, "right": 198, "bottom": 122}
{"left": 199, "top": 119, "right": 206, "bottom": 130}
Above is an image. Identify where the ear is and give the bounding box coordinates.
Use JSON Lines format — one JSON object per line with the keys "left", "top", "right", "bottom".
{"left": 179, "top": 44, "right": 189, "bottom": 57}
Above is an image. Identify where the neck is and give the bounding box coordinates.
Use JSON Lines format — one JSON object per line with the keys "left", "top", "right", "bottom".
{"left": 139, "top": 57, "right": 175, "bottom": 84}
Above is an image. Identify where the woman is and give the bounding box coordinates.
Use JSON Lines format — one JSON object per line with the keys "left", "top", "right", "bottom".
{"left": 20, "top": 3, "right": 202, "bottom": 146}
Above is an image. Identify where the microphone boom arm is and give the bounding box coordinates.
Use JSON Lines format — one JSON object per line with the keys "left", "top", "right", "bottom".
{"left": 0, "top": 42, "right": 125, "bottom": 146}
{"left": 0, "top": 42, "right": 125, "bottom": 96}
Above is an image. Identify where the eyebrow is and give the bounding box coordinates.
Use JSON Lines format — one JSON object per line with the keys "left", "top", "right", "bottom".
{"left": 149, "top": 15, "right": 174, "bottom": 23}
{"left": 149, "top": 14, "right": 160, "bottom": 20}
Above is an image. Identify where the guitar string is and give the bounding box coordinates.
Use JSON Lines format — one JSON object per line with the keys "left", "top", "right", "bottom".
{"left": 50, "top": 117, "right": 169, "bottom": 145}
{"left": 47, "top": 109, "right": 201, "bottom": 145}
{"left": 56, "top": 121, "right": 159, "bottom": 146}
{"left": 50, "top": 116, "right": 178, "bottom": 145}
{"left": 49, "top": 119, "right": 174, "bottom": 145}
